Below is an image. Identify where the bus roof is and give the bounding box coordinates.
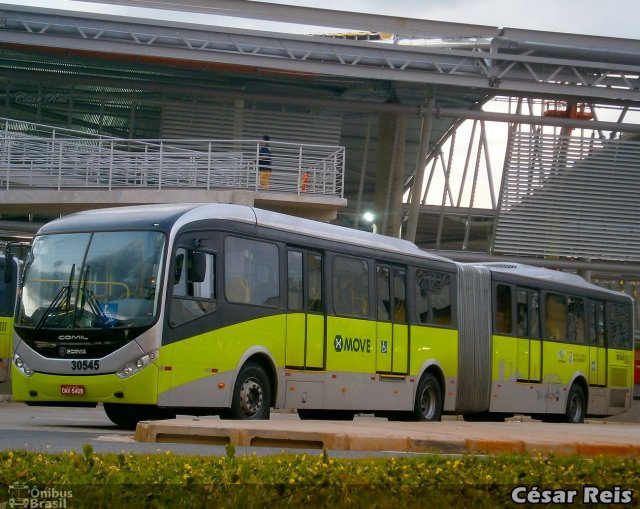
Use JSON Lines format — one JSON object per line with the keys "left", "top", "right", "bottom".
{"left": 38, "top": 203, "right": 453, "bottom": 264}
{"left": 477, "top": 262, "right": 632, "bottom": 300}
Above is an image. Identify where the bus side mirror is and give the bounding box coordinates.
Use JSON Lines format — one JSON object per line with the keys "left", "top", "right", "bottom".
{"left": 190, "top": 252, "right": 207, "bottom": 283}
{"left": 173, "top": 253, "right": 184, "bottom": 285}
{"left": 4, "top": 241, "right": 30, "bottom": 285}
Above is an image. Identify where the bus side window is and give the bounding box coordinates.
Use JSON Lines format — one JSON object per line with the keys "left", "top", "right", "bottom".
{"left": 516, "top": 288, "right": 540, "bottom": 338}
{"left": 224, "top": 236, "right": 280, "bottom": 307}
{"left": 376, "top": 266, "right": 390, "bottom": 322}
{"left": 495, "top": 284, "right": 512, "bottom": 334}
{"left": 415, "top": 270, "right": 451, "bottom": 326}
{"left": 545, "top": 293, "right": 567, "bottom": 341}
{"left": 529, "top": 291, "right": 540, "bottom": 339}
{"left": 307, "top": 253, "right": 323, "bottom": 313}
{"left": 393, "top": 269, "right": 406, "bottom": 323}
{"left": 589, "top": 301, "right": 605, "bottom": 347}
{"left": 567, "top": 297, "right": 585, "bottom": 344}
{"left": 170, "top": 247, "right": 216, "bottom": 326}
{"left": 287, "top": 251, "right": 303, "bottom": 311}
{"left": 608, "top": 302, "right": 632, "bottom": 350}
{"left": 517, "top": 289, "right": 528, "bottom": 337}
{"left": 333, "top": 256, "right": 369, "bottom": 318}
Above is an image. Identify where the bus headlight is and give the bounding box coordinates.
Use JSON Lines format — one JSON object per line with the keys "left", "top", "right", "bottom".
{"left": 14, "top": 355, "right": 34, "bottom": 377}
{"left": 116, "top": 350, "right": 158, "bottom": 379}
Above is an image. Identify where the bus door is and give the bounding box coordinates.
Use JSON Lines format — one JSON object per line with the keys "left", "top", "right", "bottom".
{"left": 588, "top": 300, "right": 607, "bottom": 386}
{"left": 375, "top": 265, "right": 408, "bottom": 375}
{"left": 285, "top": 250, "right": 324, "bottom": 370}
{"left": 516, "top": 288, "right": 542, "bottom": 382}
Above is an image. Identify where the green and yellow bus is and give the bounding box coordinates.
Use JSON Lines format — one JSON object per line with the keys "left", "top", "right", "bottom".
{"left": 0, "top": 253, "right": 20, "bottom": 399}
{"left": 10, "top": 204, "right": 634, "bottom": 427}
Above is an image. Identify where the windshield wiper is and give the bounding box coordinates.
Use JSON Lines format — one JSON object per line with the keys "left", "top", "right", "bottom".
{"left": 33, "top": 263, "right": 75, "bottom": 335}
{"left": 77, "top": 265, "right": 112, "bottom": 329}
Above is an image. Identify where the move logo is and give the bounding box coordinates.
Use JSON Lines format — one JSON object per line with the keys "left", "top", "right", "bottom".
{"left": 334, "top": 334, "right": 372, "bottom": 353}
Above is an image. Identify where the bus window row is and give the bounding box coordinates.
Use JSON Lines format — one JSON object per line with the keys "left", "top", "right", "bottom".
{"left": 494, "top": 282, "right": 632, "bottom": 349}
{"left": 169, "top": 234, "right": 453, "bottom": 328}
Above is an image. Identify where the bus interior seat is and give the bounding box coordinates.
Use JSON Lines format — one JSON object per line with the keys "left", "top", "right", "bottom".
{"left": 226, "top": 277, "right": 250, "bottom": 303}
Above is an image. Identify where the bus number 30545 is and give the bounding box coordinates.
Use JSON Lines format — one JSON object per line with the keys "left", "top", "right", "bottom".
{"left": 71, "top": 360, "right": 99, "bottom": 371}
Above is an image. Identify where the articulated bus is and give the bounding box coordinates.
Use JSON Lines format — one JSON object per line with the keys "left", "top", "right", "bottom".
{"left": 10, "top": 204, "right": 634, "bottom": 428}
{"left": 0, "top": 253, "right": 20, "bottom": 399}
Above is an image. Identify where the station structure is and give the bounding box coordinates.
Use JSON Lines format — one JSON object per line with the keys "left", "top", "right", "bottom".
{"left": 0, "top": 1, "right": 639, "bottom": 332}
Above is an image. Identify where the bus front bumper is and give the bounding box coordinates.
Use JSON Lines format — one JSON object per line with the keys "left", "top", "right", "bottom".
{"left": 11, "top": 363, "right": 159, "bottom": 405}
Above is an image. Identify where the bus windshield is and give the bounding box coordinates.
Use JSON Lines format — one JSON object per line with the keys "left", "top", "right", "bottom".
{"left": 17, "top": 231, "right": 165, "bottom": 330}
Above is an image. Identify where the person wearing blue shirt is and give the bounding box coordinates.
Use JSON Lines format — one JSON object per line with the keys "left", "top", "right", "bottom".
{"left": 258, "top": 134, "right": 272, "bottom": 189}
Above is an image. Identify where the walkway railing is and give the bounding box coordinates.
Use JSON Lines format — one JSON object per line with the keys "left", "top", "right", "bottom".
{"left": 0, "top": 119, "right": 345, "bottom": 197}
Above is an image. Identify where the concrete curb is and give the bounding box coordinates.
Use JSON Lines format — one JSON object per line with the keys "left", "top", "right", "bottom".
{"left": 134, "top": 418, "right": 640, "bottom": 457}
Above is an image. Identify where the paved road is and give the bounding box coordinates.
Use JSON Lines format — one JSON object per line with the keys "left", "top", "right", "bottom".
{"left": 0, "top": 402, "right": 410, "bottom": 457}
{"left": 1, "top": 400, "right": 639, "bottom": 457}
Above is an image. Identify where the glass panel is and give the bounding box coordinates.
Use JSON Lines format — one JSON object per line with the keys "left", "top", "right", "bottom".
{"left": 595, "top": 301, "right": 605, "bottom": 347}
{"left": 415, "top": 270, "right": 451, "bottom": 326}
{"left": 393, "top": 269, "right": 406, "bottom": 324}
{"left": 78, "top": 231, "right": 165, "bottom": 327}
{"left": 18, "top": 231, "right": 165, "bottom": 329}
{"left": 225, "top": 236, "right": 279, "bottom": 306}
{"left": 545, "top": 293, "right": 567, "bottom": 340}
{"left": 376, "top": 266, "right": 390, "bottom": 322}
{"left": 170, "top": 248, "right": 216, "bottom": 326}
{"left": 333, "top": 256, "right": 369, "bottom": 318}
{"left": 567, "top": 297, "right": 585, "bottom": 344}
{"left": 496, "top": 284, "right": 512, "bottom": 334}
{"left": 307, "top": 254, "right": 323, "bottom": 313}
{"left": 530, "top": 291, "right": 540, "bottom": 339}
{"left": 287, "top": 251, "right": 303, "bottom": 311}
{"left": 517, "top": 289, "right": 528, "bottom": 337}
{"left": 0, "top": 267, "right": 14, "bottom": 317}
{"left": 609, "top": 302, "right": 632, "bottom": 349}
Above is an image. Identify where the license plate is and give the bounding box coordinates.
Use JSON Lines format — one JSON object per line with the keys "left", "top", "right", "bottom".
{"left": 60, "top": 384, "right": 85, "bottom": 396}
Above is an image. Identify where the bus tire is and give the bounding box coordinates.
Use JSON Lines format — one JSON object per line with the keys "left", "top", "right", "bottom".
{"left": 413, "top": 373, "right": 442, "bottom": 421}
{"left": 565, "top": 383, "right": 586, "bottom": 423}
{"left": 227, "top": 361, "right": 271, "bottom": 420}
{"left": 104, "top": 403, "right": 175, "bottom": 430}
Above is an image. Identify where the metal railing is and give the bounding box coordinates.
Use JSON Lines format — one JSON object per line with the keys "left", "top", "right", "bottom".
{"left": 0, "top": 119, "right": 345, "bottom": 198}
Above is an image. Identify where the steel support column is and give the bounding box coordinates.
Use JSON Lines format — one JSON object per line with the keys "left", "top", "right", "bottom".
{"left": 406, "top": 97, "right": 434, "bottom": 243}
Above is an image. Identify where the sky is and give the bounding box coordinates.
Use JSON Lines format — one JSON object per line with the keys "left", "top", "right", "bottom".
{"left": 4, "top": 0, "right": 640, "bottom": 40}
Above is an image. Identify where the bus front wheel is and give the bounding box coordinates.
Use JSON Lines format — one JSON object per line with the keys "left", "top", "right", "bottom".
{"left": 103, "top": 403, "right": 175, "bottom": 430}
{"left": 413, "top": 373, "right": 442, "bottom": 421}
{"left": 565, "top": 384, "right": 586, "bottom": 423}
{"left": 227, "top": 361, "right": 271, "bottom": 420}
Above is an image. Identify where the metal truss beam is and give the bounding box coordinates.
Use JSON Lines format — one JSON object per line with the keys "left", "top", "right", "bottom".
{"left": 0, "top": 6, "right": 639, "bottom": 104}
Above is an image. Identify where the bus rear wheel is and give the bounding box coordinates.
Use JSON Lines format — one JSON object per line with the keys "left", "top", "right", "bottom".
{"left": 226, "top": 361, "right": 271, "bottom": 420}
{"left": 413, "top": 373, "right": 442, "bottom": 421}
{"left": 565, "top": 384, "right": 586, "bottom": 423}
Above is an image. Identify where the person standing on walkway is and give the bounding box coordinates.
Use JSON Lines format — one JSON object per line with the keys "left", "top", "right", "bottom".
{"left": 258, "top": 134, "right": 272, "bottom": 189}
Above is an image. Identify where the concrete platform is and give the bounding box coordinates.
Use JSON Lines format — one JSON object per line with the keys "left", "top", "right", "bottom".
{"left": 134, "top": 405, "right": 640, "bottom": 457}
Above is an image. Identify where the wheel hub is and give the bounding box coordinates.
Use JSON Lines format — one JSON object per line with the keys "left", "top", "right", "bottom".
{"left": 239, "top": 378, "right": 263, "bottom": 417}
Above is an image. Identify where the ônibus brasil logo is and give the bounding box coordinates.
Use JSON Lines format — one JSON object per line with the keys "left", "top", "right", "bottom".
{"left": 333, "top": 334, "right": 371, "bottom": 353}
